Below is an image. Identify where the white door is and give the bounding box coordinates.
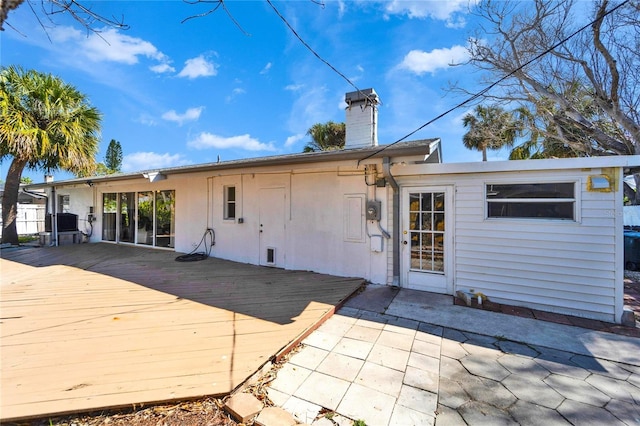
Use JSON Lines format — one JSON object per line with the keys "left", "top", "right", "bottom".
{"left": 401, "top": 187, "right": 453, "bottom": 294}
{"left": 259, "top": 187, "right": 286, "bottom": 267}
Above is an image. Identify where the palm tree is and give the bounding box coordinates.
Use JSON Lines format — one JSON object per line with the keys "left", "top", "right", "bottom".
{"left": 462, "top": 105, "right": 523, "bottom": 161}
{"left": 303, "top": 121, "right": 346, "bottom": 152}
{"left": 0, "top": 66, "right": 101, "bottom": 244}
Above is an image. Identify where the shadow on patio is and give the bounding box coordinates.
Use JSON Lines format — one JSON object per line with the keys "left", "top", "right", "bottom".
{"left": 0, "top": 243, "right": 363, "bottom": 422}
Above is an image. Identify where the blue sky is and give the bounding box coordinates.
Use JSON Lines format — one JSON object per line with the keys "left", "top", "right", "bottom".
{"left": 2, "top": 0, "right": 506, "bottom": 182}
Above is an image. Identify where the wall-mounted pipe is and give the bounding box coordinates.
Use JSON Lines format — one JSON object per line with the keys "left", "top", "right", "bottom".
{"left": 383, "top": 157, "right": 400, "bottom": 287}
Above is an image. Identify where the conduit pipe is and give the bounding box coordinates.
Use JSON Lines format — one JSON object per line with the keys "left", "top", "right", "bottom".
{"left": 383, "top": 157, "right": 400, "bottom": 287}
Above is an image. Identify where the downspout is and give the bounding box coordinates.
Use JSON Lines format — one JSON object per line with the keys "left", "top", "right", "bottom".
{"left": 382, "top": 157, "right": 400, "bottom": 287}
{"left": 51, "top": 185, "right": 58, "bottom": 246}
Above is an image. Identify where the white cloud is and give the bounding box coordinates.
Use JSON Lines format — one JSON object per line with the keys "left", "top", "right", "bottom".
{"left": 136, "top": 113, "right": 158, "bottom": 126}
{"left": 48, "top": 26, "right": 173, "bottom": 71}
{"left": 226, "top": 88, "right": 246, "bottom": 103}
{"left": 79, "top": 28, "right": 166, "bottom": 64}
{"left": 122, "top": 152, "right": 191, "bottom": 172}
{"left": 260, "top": 62, "right": 272, "bottom": 75}
{"left": 161, "top": 107, "right": 204, "bottom": 125}
{"left": 383, "top": 0, "right": 475, "bottom": 21}
{"left": 177, "top": 55, "right": 217, "bottom": 79}
{"left": 397, "top": 45, "right": 469, "bottom": 75}
{"left": 285, "top": 84, "right": 304, "bottom": 92}
{"left": 150, "top": 63, "right": 176, "bottom": 74}
{"left": 187, "top": 132, "right": 275, "bottom": 151}
{"left": 285, "top": 133, "right": 305, "bottom": 148}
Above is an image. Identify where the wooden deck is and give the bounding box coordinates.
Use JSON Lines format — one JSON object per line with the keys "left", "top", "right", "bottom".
{"left": 0, "top": 243, "right": 364, "bottom": 421}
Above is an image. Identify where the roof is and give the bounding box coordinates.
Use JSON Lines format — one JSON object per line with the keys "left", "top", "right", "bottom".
{"left": 26, "top": 139, "right": 440, "bottom": 189}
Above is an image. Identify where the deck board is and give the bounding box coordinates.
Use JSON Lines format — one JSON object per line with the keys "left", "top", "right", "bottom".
{"left": 0, "top": 243, "right": 363, "bottom": 421}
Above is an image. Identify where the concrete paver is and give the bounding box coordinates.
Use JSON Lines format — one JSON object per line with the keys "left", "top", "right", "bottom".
{"left": 543, "top": 374, "right": 611, "bottom": 407}
{"left": 262, "top": 284, "right": 640, "bottom": 425}
{"left": 395, "top": 384, "right": 438, "bottom": 417}
{"left": 294, "top": 372, "right": 350, "bottom": 411}
{"left": 288, "top": 345, "right": 329, "bottom": 370}
{"left": 282, "top": 395, "right": 321, "bottom": 424}
{"left": 501, "top": 375, "right": 564, "bottom": 409}
{"left": 254, "top": 406, "right": 297, "bottom": 426}
{"left": 366, "top": 344, "right": 410, "bottom": 371}
{"left": 556, "top": 399, "right": 626, "bottom": 425}
{"left": 507, "top": 400, "right": 571, "bottom": 425}
{"left": 354, "top": 362, "right": 404, "bottom": 397}
{"left": 337, "top": 383, "right": 396, "bottom": 426}
{"left": 389, "top": 404, "right": 435, "bottom": 426}
{"left": 316, "top": 352, "right": 364, "bottom": 382}
{"left": 497, "top": 353, "right": 551, "bottom": 379}
{"left": 460, "top": 354, "right": 511, "bottom": 381}
{"left": 403, "top": 365, "right": 439, "bottom": 393}
{"left": 333, "top": 337, "right": 374, "bottom": 360}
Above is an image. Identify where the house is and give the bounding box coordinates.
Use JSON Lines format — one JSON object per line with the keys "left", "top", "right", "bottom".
{"left": 26, "top": 88, "right": 640, "bottom": 324}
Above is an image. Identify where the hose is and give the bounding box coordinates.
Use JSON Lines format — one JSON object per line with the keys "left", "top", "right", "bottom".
{"left": 175, "top": 228, "right": 215, "bottom": 262}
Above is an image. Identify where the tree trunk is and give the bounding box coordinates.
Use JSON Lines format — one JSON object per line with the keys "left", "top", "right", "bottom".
{"left": 2, "top": 157, "right": 27, "bottom": 245}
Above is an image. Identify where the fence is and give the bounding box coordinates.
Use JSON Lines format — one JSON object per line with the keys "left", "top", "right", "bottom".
{"left": 0, "top": 204, "right": 46, "bottom": 236}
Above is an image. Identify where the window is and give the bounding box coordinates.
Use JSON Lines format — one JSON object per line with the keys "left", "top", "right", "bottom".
{"left": 486, "top": 183, "right": 575, "bottom": 220}
{"left": 59, "top": 195, "right": 70, "bottom": 213}
{"left": 224, "top": 186, "right": 236, "bottom": 219}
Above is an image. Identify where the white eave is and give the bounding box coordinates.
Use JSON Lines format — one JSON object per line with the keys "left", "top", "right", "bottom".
{"left": 392, "top": 155, "right": 640, "bottom": 177}
{"left": 24, "top": 139, "right": 438, "bottom": 189}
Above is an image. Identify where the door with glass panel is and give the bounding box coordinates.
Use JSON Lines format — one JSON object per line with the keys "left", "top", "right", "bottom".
{"left": 119, "top": 192, "right": 135, "bottom": 243}
{"left": 401, "top": 187, "right": 453, "bottom": 294}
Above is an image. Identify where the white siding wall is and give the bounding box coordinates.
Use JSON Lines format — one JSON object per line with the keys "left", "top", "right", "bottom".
{"left": 404, "top": 168, "right": 619, "bottom": 322}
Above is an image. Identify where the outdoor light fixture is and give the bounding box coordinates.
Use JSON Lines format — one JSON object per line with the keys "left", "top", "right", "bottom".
{"left": 587, "top": 174, "right": 612, "bottom": 192}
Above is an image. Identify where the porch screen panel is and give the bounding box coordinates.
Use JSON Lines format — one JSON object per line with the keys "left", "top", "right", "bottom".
{"left": 155, "top": 190, "right": 175, "bottom": 248}
{"left": 137, "top": 191, "right": 154, "bottom": 245}
{"left": 102, "top": 193, "right": 117, "bottom": 241}
{"left": 119, "top": 192, "right": 135, "bottom": 243}
{"left": 409, "top": 192, "right": 445, "bottom": 273}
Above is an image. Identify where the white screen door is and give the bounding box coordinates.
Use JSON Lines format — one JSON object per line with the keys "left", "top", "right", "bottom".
{"left": 401, "top": 187, "right": 453, "bottom": 294}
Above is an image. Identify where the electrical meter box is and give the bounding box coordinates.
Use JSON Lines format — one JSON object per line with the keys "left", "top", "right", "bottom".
{"left": 366, "top": 200, "right": 382, "bottom": 221}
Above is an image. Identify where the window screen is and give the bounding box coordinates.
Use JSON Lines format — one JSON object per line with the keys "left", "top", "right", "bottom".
{"left": 486, "top": 183, "right": 575, "bottom": 220}
{"left": 224, "top": 186, "right": 236, "bottom": 219}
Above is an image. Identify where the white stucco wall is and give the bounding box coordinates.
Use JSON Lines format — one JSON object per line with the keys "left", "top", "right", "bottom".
{"left": 50, "top": 161, "right": 390, "bottom": 285}
{"left": 206, "top": 163, "right": 388, "bottom": 284}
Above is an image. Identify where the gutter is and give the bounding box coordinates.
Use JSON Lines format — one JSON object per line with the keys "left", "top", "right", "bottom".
{"left": 383, "top": 157, "right": 400, "bottom": 287}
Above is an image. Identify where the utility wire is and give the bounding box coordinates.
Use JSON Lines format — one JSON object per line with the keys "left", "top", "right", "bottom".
{"left": 357, "top": 0, "right": 630, "bottom": 163}
{"left": 265, "top": 0, "right": 380, "bottom": 106}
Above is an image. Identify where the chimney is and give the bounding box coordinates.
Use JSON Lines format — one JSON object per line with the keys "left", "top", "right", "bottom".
{"left": 44, "top": 175, "right": 54, "bottom": 183}
{"left": 344, "top": 88, "right": 379, "bottom": 149}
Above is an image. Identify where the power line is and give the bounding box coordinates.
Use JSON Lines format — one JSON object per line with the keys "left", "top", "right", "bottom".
{"left": 265, "top": 0, "right": 379, "bottom": 106}
{"left": 357, "top": 0, "right": 630, "bottom": 163}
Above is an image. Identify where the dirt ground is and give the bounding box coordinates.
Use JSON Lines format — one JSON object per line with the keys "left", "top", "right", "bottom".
{"left": 8, "top": 276, "right": 640, "bottom": 426}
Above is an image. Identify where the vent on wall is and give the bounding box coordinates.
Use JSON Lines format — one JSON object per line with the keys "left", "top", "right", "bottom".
{"left": 267, "top": 247, "right": 275, "bottom": 264}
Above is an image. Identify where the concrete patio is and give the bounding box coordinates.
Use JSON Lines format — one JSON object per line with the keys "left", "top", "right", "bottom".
{"left": 264, "top": 285, "right": 640, "bottom": 425}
